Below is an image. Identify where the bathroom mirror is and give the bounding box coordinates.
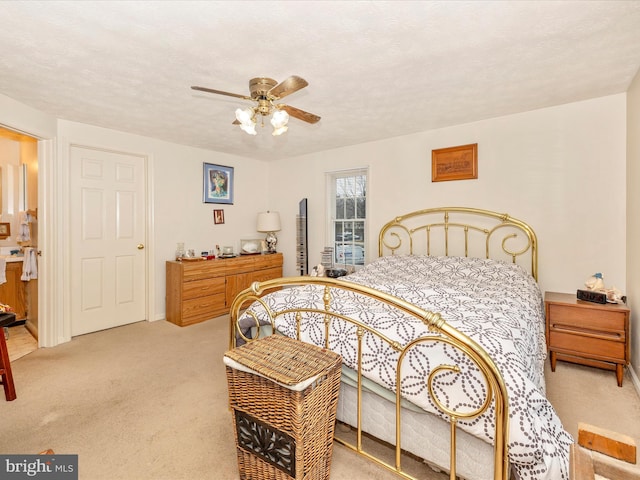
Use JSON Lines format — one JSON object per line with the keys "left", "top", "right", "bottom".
{"left": 0, "top": 127, "right": 37, "bottom": 241}
{"left": 0, "top": 139, "right": 19, "bottom": 222}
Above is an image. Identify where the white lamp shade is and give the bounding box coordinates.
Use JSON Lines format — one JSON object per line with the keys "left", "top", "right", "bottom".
{"left": 256, "top": 211, "right": 281, "bottom": 232}
{"left": 235, "top": 108, "right": 255, "bottom": 126}
{"left": 240, "top": 123, "right": 257, "bottom": 135}
{"left": 270, "top": 109, "right": 289, "bottom": 128}
{"left": 271, "top": 125, "right": 288, "bottom": 136}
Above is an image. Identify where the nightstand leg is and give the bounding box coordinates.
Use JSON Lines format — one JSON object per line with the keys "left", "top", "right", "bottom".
{"left": 550, "top": 351, "right": 557, "bottom": 372}
{"left": 616, "top": 364, "right": 624, "bottom": 387}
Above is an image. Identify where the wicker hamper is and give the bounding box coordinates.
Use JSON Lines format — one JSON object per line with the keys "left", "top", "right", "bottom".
{"left": 224, "top": 335, "right": 342, "bottom": 480}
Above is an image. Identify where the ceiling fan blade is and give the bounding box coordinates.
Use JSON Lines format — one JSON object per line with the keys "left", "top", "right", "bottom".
{"left": 278, "top": 104, "right": 321, "bottom": 124}
{"left": 268, "top": 76, "right": 308, "bottom": 100}
{"left": 191, "top": 86, "right": 251, "bottom": 100}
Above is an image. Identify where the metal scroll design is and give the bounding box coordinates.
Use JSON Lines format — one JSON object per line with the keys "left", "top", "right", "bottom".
{"left": 235, "top": 410, "right": 296, "bottom": 476}
{"left": 229, "top": 277, "right": 510, "bottom": 480}
{"left": 378, "top": 207, "right": 538, "bottom": 281}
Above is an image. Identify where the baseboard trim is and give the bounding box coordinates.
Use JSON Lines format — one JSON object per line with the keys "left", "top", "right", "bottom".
{"left": 628, "top": 363, "right": 640, "bottom": 397}
{"left": 25, "top": 319, "right": 38, "bottom": 341}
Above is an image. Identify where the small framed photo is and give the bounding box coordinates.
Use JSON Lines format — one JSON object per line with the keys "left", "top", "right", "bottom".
{"left": 0, "top": 222, "right": 10, "bottom": 239}
{"left": 203, "top": 163, "right": 234, "bottom": 204}
{"left": 432, "top": 143, "right": 478, "bottom": 182}
{"left": 240, "top": 238, "right": 263, "bottom": 255}
{"left": 213, "top": 209, "right": 225, "bottom": 225}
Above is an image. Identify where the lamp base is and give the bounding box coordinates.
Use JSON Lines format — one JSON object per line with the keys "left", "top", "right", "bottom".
{"left": 265, "top": 232, "right": 278, "bottom": 254}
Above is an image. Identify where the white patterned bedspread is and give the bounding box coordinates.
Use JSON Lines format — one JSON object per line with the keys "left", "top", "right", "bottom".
{"left": 239, "top": 255, "right": 573, "bottom": 480}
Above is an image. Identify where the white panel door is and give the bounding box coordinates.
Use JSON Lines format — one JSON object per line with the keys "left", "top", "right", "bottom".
{"left": 70, "top": 146, "right": 146, "bottom": 336}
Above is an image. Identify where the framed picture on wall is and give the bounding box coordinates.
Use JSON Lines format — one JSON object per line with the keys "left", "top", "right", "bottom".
{"left": 213, "top": 209, "right": 225, "bottom": 224}
{"left": 432, "top": 143, "right": 478, "bottom": 182}
{"left": 203, "top": 163, "right": 234, "bottom": 204}
{"left": 0, "top": 223, "right": 9, "bottom": 239}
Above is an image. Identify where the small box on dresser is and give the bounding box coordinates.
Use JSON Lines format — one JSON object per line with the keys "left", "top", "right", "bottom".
{"left": 544, "top": 291, "right": 630, "bottom": 386}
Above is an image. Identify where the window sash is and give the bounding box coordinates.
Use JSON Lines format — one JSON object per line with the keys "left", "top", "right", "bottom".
{"left": 327, "top": 169, "right": 367, "bottom": 267}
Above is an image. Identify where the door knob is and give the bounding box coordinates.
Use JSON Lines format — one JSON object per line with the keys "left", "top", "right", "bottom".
{"left": 137, "top": 244, "right": 145, "bottom": 250}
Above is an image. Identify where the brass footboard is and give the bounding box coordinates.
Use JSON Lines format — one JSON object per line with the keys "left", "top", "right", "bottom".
{"left": 229, "top": 277, "right": 510, "bottom": 480}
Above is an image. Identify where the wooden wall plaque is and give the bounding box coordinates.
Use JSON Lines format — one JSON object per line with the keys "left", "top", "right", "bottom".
{"left": 432, "top": 143, "right": 478, "bottom": 182}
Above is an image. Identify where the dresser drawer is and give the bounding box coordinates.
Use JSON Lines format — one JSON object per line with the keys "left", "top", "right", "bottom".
{"left": 182, "top": 261, "right": 228, "bottom": 281}
{"left": 251, "top": 266, "right": 282, "bottom": 283}
{"left": 182, "top": 294, "right": 226, "bottom": 322}
{"left": 547, "top": 304, "right": 626, "bottom": 333}
{"left": 183, "top": 277, "right": 225, "bottom": 300}
{"left": 254, "top": 255, "right": 283, "bottom": 270}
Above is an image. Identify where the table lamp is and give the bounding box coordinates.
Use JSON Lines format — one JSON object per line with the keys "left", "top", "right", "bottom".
{"left": 256, "top": 211, "right": 281, "bottom": 254}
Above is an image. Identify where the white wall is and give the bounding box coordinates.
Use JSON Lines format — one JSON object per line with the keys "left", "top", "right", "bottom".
{"left": 0, "top": 94, "right": 57, "bottom": 140}
{"left": 627, "top": 68, "right": 640, "bottom": 380}
{"left": 269, "top": 94, "right": 627, "bottom": 297}
{"left": 0, "top": 91, "right": 630, "bottom": 346}
{"left": 56, "top": 120, "right": 269, "bottom": 321}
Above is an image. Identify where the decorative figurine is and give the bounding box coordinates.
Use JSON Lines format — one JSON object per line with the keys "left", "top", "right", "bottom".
{"left": 585, "top": 272, "right": 605, "bottom": 291}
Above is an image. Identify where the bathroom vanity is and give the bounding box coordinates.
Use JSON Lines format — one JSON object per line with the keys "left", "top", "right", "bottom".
{"left": 0, "top": 259, "right": 26, "bottom": 320}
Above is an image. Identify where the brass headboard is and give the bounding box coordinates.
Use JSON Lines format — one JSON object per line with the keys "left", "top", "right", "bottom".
{"left": 378, "top": 207, "right": 538, "bottom": 281}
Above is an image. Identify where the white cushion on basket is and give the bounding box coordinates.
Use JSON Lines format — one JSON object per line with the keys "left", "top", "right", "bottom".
{"left": 223, "top": 355, "right": 323, "bottom": 392}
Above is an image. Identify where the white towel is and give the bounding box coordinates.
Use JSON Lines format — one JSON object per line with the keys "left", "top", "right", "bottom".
{"left": 0, "top": 258, "right": 6, "bottom": 285}
{"left": 21, "top": 247, "right": 37, "bottom": 281}
{"left": 17, "top": 211, "right": 31, "bottom": 242}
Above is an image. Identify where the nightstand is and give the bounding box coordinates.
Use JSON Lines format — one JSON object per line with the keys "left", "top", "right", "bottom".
{"left": 545, "top": 291, "right": 630, "bottom": 386}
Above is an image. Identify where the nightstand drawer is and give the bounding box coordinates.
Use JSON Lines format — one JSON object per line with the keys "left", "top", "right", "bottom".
{"left": 547, "top": 304, "right": 626, "bottom": 332}
{"left": 549, "top": 330, "right": 625, "bottom": 362}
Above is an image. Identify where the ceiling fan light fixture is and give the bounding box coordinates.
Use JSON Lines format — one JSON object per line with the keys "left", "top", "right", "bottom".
{"left": 270, "top": 109, "right": 289, "bottom": 136}
{"left": 235, "top": 107, "right": 257, "bottom": 135}
{"left": 235, "top": 107, "right": 255, "bottom": 126}
{"left": 240, "top": 123, "right": 257, "bottom": 135}
{"left": 193, "top": 76, "right": 320, "bottom": 136}
{"left": 271, "top": 125, "right": 288, "bottom": 136}
{"left": 271, "top": 109, "right": 289, "bottom": 128}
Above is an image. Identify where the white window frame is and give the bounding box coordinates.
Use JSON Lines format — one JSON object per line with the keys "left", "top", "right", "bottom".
{"left": 325, "top": 167, "right": 368, "bottom": 269}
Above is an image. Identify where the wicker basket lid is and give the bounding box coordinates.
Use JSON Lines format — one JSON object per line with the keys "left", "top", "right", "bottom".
{"left": 224, "top": 335, "right": 341, "bottom": 386}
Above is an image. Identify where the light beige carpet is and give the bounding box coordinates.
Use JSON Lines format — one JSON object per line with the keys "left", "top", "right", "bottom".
{"left": 1, "top": 316, "right": 639, "bottom": 479}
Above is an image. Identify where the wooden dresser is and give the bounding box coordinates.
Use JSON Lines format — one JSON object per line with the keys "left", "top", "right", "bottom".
{"left": 166, "top": 253, "right": 283, "bottom": 327}
{"left": 544, "top": 291, "right": 630, "bottom": 386}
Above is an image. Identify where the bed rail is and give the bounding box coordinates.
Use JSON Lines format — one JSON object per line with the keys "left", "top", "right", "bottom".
{"left": 229, "top": 276, "right": 510, "bottom": 480}
{"left": 378, "top": 207, "right": 538, "bottom": 281}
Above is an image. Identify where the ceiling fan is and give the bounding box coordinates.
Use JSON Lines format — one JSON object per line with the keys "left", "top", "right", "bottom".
{"left": 191, "top": 76, "right": 321, "bottom": 136}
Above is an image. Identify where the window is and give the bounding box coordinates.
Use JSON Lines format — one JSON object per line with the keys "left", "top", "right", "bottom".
{"left": 327, "top": 169, "right": 367, "bottom": 267}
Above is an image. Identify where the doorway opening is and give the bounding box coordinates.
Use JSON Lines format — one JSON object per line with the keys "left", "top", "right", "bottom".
{"left": 0, "top": 126, "right": 39, "bottom": 357}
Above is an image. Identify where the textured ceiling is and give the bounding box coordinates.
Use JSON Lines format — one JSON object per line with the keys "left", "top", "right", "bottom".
{"left": 1, "top": 1, "right": 640, "bottom": 160}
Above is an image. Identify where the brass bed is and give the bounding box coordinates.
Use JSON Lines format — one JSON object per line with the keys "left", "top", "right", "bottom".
{"left": 228, "top": 207, "right": 572, "bottom": 480}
